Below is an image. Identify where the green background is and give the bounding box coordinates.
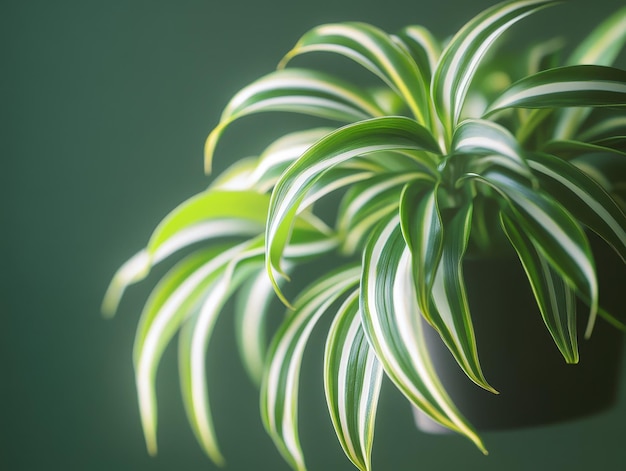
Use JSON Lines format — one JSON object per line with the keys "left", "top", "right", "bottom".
{"left": 3, "top": 0, "right": 626, "bottom": 469}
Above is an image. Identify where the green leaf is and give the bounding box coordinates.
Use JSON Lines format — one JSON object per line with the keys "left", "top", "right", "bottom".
{"left": 432, "top": 0, "right": 555, "bottom": 140}
{"left": 428, "top": 202, "right": 496, "bottom": 392}
{"left": 324, "top": 290, "right": 383, "bottom": 471}
{"left": 399, "top": 182, "right": 443, "bottom": 320}
{"left": 235, "top": 269, "right": 283, "bottom": 386}
{"left": 501, "top": 214, "right": 579, "bottom": 363}
{"left": 453, "top": 118, "right": 532, "bottom": 177}
{"left": 526, "top": 152, "right": 626, "bottom": 263}
{"left": 204, "top": 68, "right": 386, "bottom": 172}
{"left": 102, "top": 190, "right": 268, "bottom": 317}
{"left": 280, "top": 22, "right": 431, "bottom": 126}
{"left": 131, "top": 243, "right": 241, "bottom": 457}
{"left": 541, "top": 139, "right": 626, "bottom": 158}
{"left": 265, "top": 116, "right": 440, "bottom": 303}
{"left": 468, "top": 170, "right": 598, "bottom": 337}
{"left": 248, "top": 128, "right": 334, "bottom": 193}
{"left": 338, "top": 172, "right": 433, "bottom": 255}
{"left": 360, "top": 215, "right": 486, "bottom": 451}
{"left": 486, "top": 65, "right": 626, "bottom": 115}
{"left": 178, "top": 242, "right": 264, "bottom": 464}
{"left": 393, "top": 25, "right": 442, "bottom": 86}
{"left": 554, "top": 7, "right": 626, "bottom": 139}
{"left": 261, "top": 265, "right": 361, "bottom": 471}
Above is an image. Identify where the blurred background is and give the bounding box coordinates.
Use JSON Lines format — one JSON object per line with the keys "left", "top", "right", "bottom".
{"left": 3, "top": 0, "right": 626, "bottom": 469}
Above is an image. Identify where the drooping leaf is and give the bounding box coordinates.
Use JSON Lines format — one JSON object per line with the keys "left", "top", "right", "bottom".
{"left": 526, "top": 152, "right": 626, "bottom": 263}
{"left": 261, "top": 265, "right": 361, "bottom": 471}
{"left": 247, "top": 128, "right": 334, "bottom": 192}
{"left": 102, "top": 190, "right": 269, "bottom": 316}
{"left": 324, "top": 290, "right": 383, "bottom": 471}
{"left": 266, "top": 116, "right": 440, "bottom": 300}
{"left": 467, "top": 170, "right": 598, "bottom": 337}
{"left": 428, "top": 202, "right": 496, "bottom": 391}
{"left": 132, "top": 243, "right": 242, "bottom": 457}
{"left": 280, "top": 22, "right": 431, "bottom": 126}
{"left": 501, "top": 213, "right": 579, "bottom": 363}
{"left": 486, "top": 65, "right": 626, "bottom": 115}
{"left": 178, "top": 242, "right": 264, "bottom": 464}
{"left": 204, "top": 68, "right": 386, "bottom": 172}
{"left": 432, "top": 0, "right": 555, "bottom": 139}
{"left": 360, "top": 214, "right": 486, "bottom": 452}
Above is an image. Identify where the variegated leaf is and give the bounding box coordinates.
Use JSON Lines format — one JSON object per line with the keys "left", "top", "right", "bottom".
{"left": 324, "top": 290, "right": 383, "bottom": 471}
{"left": 501, "top": 213, "right": 578, "bottom": 363}
{"left": 526, "top": 152, "right": 626, "bottom": 263}
{"left": 266, "top": 116, "right": 440, "bottom": 301}
{"left": 453, "top": 118, "right": 532, "bottom": 177}
{"left": 178, "top": 242, "right": 264, "bottom": 464}
{"left": 432, "top": 0, "right": 554, "bottom": 139}
{"left": 467, "top": 170, "right": 598, "bottom": 337}
{"left": 204, "top": 68, "right": 385, "bottom": 172}
{"left": 486, "top": 65, "right": 626, "bottom": 115}
{"left": 280, "top": 22, "right": 431, "bottom": 126}
{"left": 360, "top": 215, "right": 486, "bottom": 451}
{"left": 554, "top": 7, "right": 626, "bottom": 139}
{"left": 132, "top": 243, "right": 242, "bottom": 456}
{"left": 102, "top": 190, "right": 268, "bottom": 316}
{"left": 261, "top": 265, "right": 361, "bottom": 471}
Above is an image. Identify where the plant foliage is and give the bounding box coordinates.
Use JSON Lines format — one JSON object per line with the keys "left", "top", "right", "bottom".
{"left": 105, "top": 2, "right": 626, "bottom": 470}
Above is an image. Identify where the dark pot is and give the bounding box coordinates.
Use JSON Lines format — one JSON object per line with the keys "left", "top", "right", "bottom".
{"left": 414, "top": 235, "right": 625, "bottom": 433}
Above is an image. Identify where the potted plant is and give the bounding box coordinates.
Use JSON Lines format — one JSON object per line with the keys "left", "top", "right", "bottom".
{"left": 104, "top": 1, "right": 626, "bottom": 470}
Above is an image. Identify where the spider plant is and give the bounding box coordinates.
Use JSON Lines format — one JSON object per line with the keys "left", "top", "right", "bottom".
{"left": 104, "top": 1, "right": 626, "bottom": 470}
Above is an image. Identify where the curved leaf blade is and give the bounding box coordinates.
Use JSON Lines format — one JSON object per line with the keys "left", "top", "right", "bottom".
{"left": 486, "top": 65, "right": 626, "bottom": 115}
{"left": 204, "top": 68, "right": 386, "bottom": 172}
{"left": 280, "top": 22, "right": 431, "bottom": 125}
{"left": 324, "top": 290, "right": 383, "bottom": 471}
{"left": 527, "top": 152, "right": 626, "bottom": 263}
{"left": 132, "top": 243, "right": 241, "bottom": 456}
{"left": 399, "top": 182, "right": 443, "bottom": 320}
{"left": 360, "top": 215, "right": 486, "bottom": 452}
{"left": 554, "top": 6, "right": 626, "bottom": 139}
{"left": 453, "top": 118, "right": 532, "bottom": 177}
{"left": 102, "top": 190, "right": 268, "bottom": 316}
{"left": 266, "top": 116, "right": 440, "bottom": 299}
{"left": 235, "top": 269, "right": 283, "bottom": 386}
{"left": 429, "top": 202, "right": 495, "bottom": 392}
{"left": 432, "top": 0, "right": 554, "bottom": 138}
{"left": 468, "top": 170, "right": 598, "bottom": 337}
{"left": 178, "top": 243, "right": 264, "bottom": 464}
{"left": 501, "top": 214, "right": 579, "bottom": 363}
{"left": 261, "top": 265, "right": 361, "bottom": 471}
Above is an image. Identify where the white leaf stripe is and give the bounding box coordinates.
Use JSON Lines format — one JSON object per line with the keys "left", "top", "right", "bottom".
{"left": 491, "top": 80, "right": 626, "bottom": 110}
{"left": 179, "top": 246, "right": 264, "bottom": 465}
{"left": 223, "top": 69, "right": 385, "bottom": 119}
{"left": 133, "top": 244, "right": 242, "bottom": 456}
{"left": 262, "top": 266, "right": 361, "bottom": 471}
{"left": 500, "top": 214, "right": 579, "bottom": 363}
{"left": 324, "top": 290, "right": 382, "bottom": 471}
{"left": 360, "top": 215, "right": 486, "bottom": 452}
{"left": 528, "top": 157, "right": 626, "bottom": 259}
{"left": 235, "top": 269, "right": 279, "bottom": 385}
{"left": 433, "top": 0, "right": 553, "bottom": 134}
{"left": 469, "top": 171, "right": 598, "bottom": 337}
{"left": 281, "top": 22, "right": 430, "bottom": 125}
{"left": 266, "top": 117, "right": 440, "bottom": 294}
